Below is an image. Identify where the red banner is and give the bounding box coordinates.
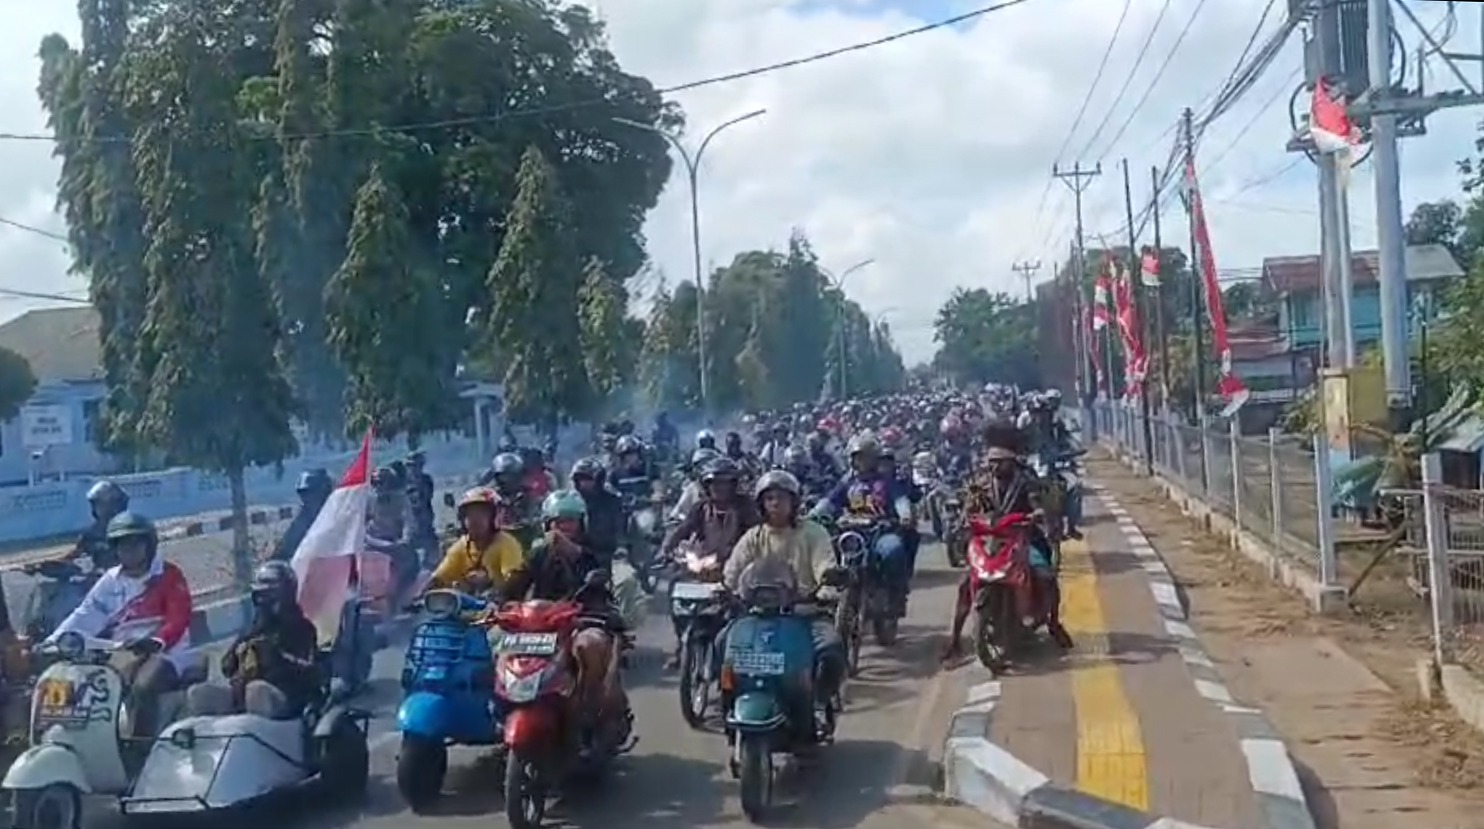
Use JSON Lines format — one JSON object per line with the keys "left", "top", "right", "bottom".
{"left": 1182, "top": 156, "right": 1249, "bottom": 415}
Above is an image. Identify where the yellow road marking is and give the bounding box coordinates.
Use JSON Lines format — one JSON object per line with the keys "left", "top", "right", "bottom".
{"left": 1059, "top": 537, "right": 1149, "bottom": 811}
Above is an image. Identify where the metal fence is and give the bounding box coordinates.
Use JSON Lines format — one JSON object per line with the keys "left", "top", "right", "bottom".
{"left": 1090, "top": 401, "right": 1484, "bottom": 676}
{"left": 1090, "top": 402, "right": 1340, "bottom": 587}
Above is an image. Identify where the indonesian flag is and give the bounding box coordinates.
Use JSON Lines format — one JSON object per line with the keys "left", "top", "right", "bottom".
{"left": 1309, "top": 78, "right": 1360, "bottom": 154}
{"left": 1091, "top": 274, "right": 1112, "bottom": 331}
{"left": 1140, "top": 247, "right": 1160, "bottom": 286}
{"left": 292, "top": 431, "right": 377, "bottom": 644}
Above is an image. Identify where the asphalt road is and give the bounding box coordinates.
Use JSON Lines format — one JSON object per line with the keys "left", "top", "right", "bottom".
{"left": 71, "top": 542, "right": 978, "bottom": 829}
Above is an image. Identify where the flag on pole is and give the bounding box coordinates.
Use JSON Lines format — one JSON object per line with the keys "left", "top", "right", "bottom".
{"left": 1309, "top": 77, "right": 1360, "bottom": 154}
{"left": 292, "top": 431, "right": 375, "bottom": 644}
{"left": 1139, "top": 247, "right": 1160, "bottom": 286}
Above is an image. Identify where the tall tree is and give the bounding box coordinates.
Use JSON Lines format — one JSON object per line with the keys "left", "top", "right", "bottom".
{"left": 0, "top": 350, "right": 37, "bottom": 421}
{"left": 485, "top": 146, "right": 590, "bottom": 429}
{"left": 578, "top": 257, "right": 635, "bottom": 414}
{"left": 932, "top": 288, "right": 1041, "bottom": 389}
{"left": 128, "top": 0, "right": 297, "bottom": 584}
{"left": 326, "top": 160, "right": 454, "bottom": 440}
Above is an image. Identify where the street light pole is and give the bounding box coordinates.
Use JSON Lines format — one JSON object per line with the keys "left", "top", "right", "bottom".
{"left": 821, "top": 259, "right": 875, "bottom": 399}
{"left": 613, "top": 109, "right": 766, "bottom": 414}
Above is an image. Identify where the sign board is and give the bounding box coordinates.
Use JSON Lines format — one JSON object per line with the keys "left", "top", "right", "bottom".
{"left": 20, "top": 405, "right": 74, "bottom": 447}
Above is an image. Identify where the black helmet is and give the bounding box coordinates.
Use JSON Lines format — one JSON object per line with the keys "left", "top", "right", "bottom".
{"left": 296, "top": 468, "right": 331, "bottom": 494}
{"left": 85, "top": 480, "right": 129, "bottom": 518}
{"left": 570, "top": 457, "right": 605, "bottom": 483}
{"left": 250, "top": 560, "right": 298, "bottom": 611}
{"left": 700, "top": 457, "right": 741, "bottom": 484}
{"left": 105, "top": 511, "right": 159, "bottom": 567}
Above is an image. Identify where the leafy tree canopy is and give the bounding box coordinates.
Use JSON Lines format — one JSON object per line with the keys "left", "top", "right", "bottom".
{"left": 0, "top": 349, "right": 37, "bottom": 421}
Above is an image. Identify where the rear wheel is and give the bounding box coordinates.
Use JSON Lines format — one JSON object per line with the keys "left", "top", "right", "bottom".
{"left": 974, "top": 589, "right": 1012, "bottom": 674}
{"left": 678, "top": 632, "right": 711, "bottom": 729}
{"left": 396, "top": 734, "right": 447, "bottom": 813}
{"left": 12, "top": 784, "right": 80, "bottom": 829}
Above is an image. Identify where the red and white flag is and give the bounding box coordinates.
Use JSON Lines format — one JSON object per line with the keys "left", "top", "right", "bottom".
{"left": 1309, "top": 77, "right": 1360, "bottom": 155}
{"left": 1092, "top": 274, "right": 1112, "bottom": 331}
{"left": 291, "top": 431, "right": 379, "bottom": 644}
{"left": 1139, "top": 247, "right": 1160, "bottom": 287}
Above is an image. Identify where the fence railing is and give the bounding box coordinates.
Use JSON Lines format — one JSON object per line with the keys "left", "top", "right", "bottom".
{"left": 1089, "top": 400, "right": 1484, "bottom": 679}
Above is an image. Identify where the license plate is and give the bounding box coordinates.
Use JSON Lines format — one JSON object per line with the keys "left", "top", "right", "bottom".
{"left": 671, "top": 581, "right": 720, "bottom": 601}
{"left": 500, "top": 632, "right": 558, "bottom": 655}
{"left": 729, "top": 650, "right": 786, "bottom": 675}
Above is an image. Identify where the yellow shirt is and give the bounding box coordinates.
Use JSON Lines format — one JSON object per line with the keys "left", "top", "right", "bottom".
{"left": 431, "top": 533, "right": 525, "bottom": 590}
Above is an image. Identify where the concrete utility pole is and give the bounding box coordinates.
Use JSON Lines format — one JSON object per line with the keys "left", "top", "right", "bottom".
{"left": 1122, "top": 158, "right": 1156, "bottom": 474}
{"left": 1013, "top": 260, "right": 1040, "bottom": 303}
{"left": 1181, "top": 109, "right": 1208, "bottom": 420}
{"left": 1302, "top": 0, "right": 1357, "bottom": 369}
{"left": 1149, "top": 164, "right": 1171, "bottom": 414}
{"left": 1053, "top": 162, "right": 1101, "bottom": 435}
{"left": 613, "top": 110, "right": 766, "bottom": 414}
{"left": 1367, "top": 0, "right": 1409, "bottom": 423}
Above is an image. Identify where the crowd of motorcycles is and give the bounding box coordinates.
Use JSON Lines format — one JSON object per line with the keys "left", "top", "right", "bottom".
{"left": 0, "top": 386, "right": 1084, "bottom": 829}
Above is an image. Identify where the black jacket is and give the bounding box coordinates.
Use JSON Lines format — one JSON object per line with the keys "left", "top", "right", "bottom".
{"left": 579, "top": 487, "right": 625, "bottom": 562}
{"left": 223, "top": 609, "right": 321, "bottom": 710}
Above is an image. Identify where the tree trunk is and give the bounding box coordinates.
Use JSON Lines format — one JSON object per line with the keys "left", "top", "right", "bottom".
{"left": 227, "top": 465, "right": 253, "bottom": 590}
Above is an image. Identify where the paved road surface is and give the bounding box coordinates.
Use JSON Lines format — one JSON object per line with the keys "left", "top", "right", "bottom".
{"left": 67, "top": 543, "right": 981, "bottom": 829}
{"left": 967, "top": 495, "right": 1275, "bottom": 826}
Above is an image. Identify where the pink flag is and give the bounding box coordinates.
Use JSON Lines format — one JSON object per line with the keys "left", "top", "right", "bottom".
{"left": 292, "top": 431, "right": 375, "bottom": 644}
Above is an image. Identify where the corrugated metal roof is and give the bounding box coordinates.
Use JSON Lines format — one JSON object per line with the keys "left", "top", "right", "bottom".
{"left": 1262, "top": 243, "right": 1463, "bottom": 294}
{"left": 1439, "top": 413, "right": 1484, "bottom": 454}
{"left": 0, "top": 306, "right": 101, "bottom": 382}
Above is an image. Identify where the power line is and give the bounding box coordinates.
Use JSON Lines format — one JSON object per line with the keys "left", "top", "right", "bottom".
{"left": 1076, "top": 0, "right": 1177, "bottom": 162}
{"left": 0, "top": 0, "right": 1039, "bottom": 146}
{"left": 0, "top": 215, "right": 66, "bottom": 242}
{"left": 1090, "top": 0, "right": 1210, "bottom": 162}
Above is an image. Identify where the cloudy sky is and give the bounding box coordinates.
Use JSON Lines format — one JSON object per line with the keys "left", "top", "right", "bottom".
{"left": 0, "top": 0, "right": 1477, "bottom": 362}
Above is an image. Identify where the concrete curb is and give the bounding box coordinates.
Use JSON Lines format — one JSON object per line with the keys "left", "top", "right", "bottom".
{"left": 1095, "top": 492, "right": 1317, "bottom": 829}
{"left": 163, "top": 505, "right": 297, "bottom": 540}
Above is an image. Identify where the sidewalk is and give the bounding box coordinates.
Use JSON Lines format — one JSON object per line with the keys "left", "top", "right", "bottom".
{"left": 1088, "top": 454, "right": 1484, "bottom": 829}
{"left": 943, "top": 494, "right": 1284, "bottom": 828}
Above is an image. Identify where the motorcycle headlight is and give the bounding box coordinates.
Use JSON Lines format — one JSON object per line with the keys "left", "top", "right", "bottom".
{"left": 423, "top": 589, "right": 461, "bottom": 618}
{"left": 635, "top": 508, "right": 657, "bottom": 534}
{"left": 53, "top": 631, "right": 84, "bottom": 660}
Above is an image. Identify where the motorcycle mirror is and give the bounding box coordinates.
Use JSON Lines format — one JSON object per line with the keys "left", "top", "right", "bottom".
{"left": 442, "top": 492, "right": 457, "bottom": 508}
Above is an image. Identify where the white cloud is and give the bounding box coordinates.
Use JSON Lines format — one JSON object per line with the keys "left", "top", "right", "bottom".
{"left": 0, "top": 0, "right": 1477, "bottom": 363}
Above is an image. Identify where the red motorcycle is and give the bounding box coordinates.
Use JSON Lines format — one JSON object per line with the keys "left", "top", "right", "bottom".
{"left": 967, "top": 512, "right": 1049, "bottom": 674}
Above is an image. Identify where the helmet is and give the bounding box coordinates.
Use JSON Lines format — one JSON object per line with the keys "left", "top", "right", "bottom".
{"left": 784, "top": 445, "right": 809, "bottom": 466}
{"left": 695, "top": 429, "right": 716, "bottom": 450}
{"left": 492, "top": 452, "right": 523, "bottom": 476}
{"left": 86, "top": 480, "right": 129, "bottom": 512}
{"left": 105, "top": 510, "right": 157, "bottom": 543}
{"left": 700, "top": 457, "right": 741, "bottom": 484}
{"left": 456, "top": 487, "right": 501, "bottom": 519}
{"left": 846, "top": 431, "right": 880, "bottom": 457}
{"left": 754, "top": 470, "right": 802, "bottom": 500}
{"left": 250, "top": 560, "right": 297, "bottom": 610}
{"left": 615, "top": 435, "right": 642, "bottom": 455}
{"left": 541, "top": 490, "right": 588, "bottom": 522}
{"left": 724, "top": 431, "right": 743, "bottom": 448}
{"left": 879, "top": 426, "right": 904, "bottom": 449}
{"left": 296, "top": 468, "right": 331, "bottom": 494}
{"left": 570, "top": 457, "right": 605, "bottom": 482}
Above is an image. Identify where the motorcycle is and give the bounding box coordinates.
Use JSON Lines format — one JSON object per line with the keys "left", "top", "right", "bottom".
{"left": 670, "top": 547, "right": 728, "bottom": 729}
{"left": 19, "top": 560, "right": 100, "bottom": 642}
{"left": 831, "top": 531, "right": 868, "bottom": 676}
{"left": 833, "top": 515, "right": 903, "bottom": 648}
{"left": 937, "top": 486, "right": 968, "bottom": 568}
{"left": 624, "top": 497, "right": 666, "bottom": 596}
{"left": 3, "top": 633, "right": 206, "bottom": 829}
{"left": 720, "top": 567, "right": 838, "bottom": 824}
{"left": 493, "top": 574, "right": 635, "bottom": 829}
{"left": 967, "top": 513, "right": 1050, "bottom": 674}
{"left": 395, "top": 589, "right": 502, "bottom": 813}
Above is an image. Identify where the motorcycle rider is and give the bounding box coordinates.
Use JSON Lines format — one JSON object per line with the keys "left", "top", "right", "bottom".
{"left": 944, "top": 433, "right": 1074, "bottom": 658}
{"left": 811, "top": 432, "right": 916, "bottom": 616}
{"left": 609, "top": 436, "right": 659, "bottom": 504}
{"left": 482, "top": 451, "right": 539, "bottom": 543}
{"left": 520, "top": 447, "right": 557, "bottom": 502}
{"left": 662, "top": 457, "right": 760, "bottom": 669}
{"left": 671, "top": 447, "right": 723, "bottom": 523}
{"left": 695, "top": 429, "right": 718, "bottom": 453}
{"left": 783, "top": 445, "right": 824, "bottom": 497}
{"left": 188, "top": 561, "right": 320, "bottom": 716}
{"left": 571, "top": 457, "right": 625, "bottom": 564}
{"left": 501, "top": 491, "right": 631, "bottom": 755}
{"left": 805, "top": 432, "right": 842, "bottom": 481}
{"left": 272, "top": 468, "right": 333, "bottom": 562}
{"left": 1029, "top": 390, "right": 1083, "bottom": 539}
{"left": 723, "top": 471, "right": 847, "bottom": 745}
{"left": 429, "top": 487, "right": 526, "bottom": 594}
{"left": 48, "top": 511, "right": 194, "bottom": 740}
{"left": 651, "top": 411, "right": 680, "bottom": 461}
{"left": 69, "top": 479, "right": 130, "bottom": 566}
{"left": 758, "top": 421, "right": 791, "bottom": 468}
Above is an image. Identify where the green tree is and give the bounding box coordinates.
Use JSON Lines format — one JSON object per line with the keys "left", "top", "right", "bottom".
{"left": 932, "top": 288, "right": 1041, "bottom": 389}
{"left": 485, "top": 146, "right": 590, "bottom": 428}
{"left": 0, "top": 350, "right": 37, "bottom": 420}
{"left": 128, "top": 0, "right": 297, "bottom": 585}
{"left": 578, "top": 257, "right": 636, "bottom": 411}
{"left": 326, "top": 160, "right": 455, "bottom": 441}
{"left": 639, "top": 279, "right": 701, "bottom": 411}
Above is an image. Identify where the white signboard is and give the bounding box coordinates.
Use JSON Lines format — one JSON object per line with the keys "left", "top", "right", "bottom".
{"left": 20, "top": 405, "right": 74, "bottom": 447}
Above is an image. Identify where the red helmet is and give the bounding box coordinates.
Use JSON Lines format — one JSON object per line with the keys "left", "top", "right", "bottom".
{"left": 816, "top": 416, "right": 841, "bottom": 435}
{"left": 879, "top": 426, "right": 904, "bottom": 448}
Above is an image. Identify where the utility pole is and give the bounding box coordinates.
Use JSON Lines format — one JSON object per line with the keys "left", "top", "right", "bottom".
{"left": 1367, "top": 0, "right": 1408, "bottom": 426}
{"left": 1123, "top": 159, "right": 1155, "bottom": 475}
{"left": 1181, "top": 109, "right": 1208, "bottom": 422}
{"left": 1013, "top": 260, "right": 1040, "bottom": 303}
{"left": 1053, "top": 162, "right": 1101, "bottom": 435}
{"left": 1149, "top": 165, "right": 1171, "bottom": 415}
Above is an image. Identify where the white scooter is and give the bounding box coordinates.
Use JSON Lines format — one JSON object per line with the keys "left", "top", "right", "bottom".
{"left": 2, "top": 632, "right": 204, "bottom": 829}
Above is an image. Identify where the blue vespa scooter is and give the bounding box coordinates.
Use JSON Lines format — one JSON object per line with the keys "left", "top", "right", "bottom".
{"left": 720, "top": 567, "right": 840, "bottom": 824}
{"left": 395, "top": 588, "right": 504, "bottom": 813}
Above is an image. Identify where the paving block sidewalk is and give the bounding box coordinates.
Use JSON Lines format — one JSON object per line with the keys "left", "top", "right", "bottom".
{"left": 942, "top": 493, "right": 1314, "bottom": 829}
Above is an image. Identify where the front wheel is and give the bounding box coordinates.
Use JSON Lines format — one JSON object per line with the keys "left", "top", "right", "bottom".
{"left": 320, "top": 720, "right": 370, "bottom": 795}
{"left": 678, "top": 632, "right": 711, "bottom": 729}
{"left": 835, "top": 590, "right": 863, "bottom": 677}
{"left": 737, "top": 734, "right": 773, "bottom": 823}
{"left": 504, "top": 749, "right": 548, "bottom": 829}
{"left": 12, "top": 784, "right": 81, "bottom": 829}
{"left": 872, "top": 615, "right": 898, "bottom": 647}
{"left": 396, "top": 734, "right": 447, "bottom": 813}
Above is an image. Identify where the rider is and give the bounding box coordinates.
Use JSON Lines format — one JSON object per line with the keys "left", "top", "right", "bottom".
{"left": 758, "top": 421, "right": 791, "bottom": 468}
{"left": 501, "top": 491, "right": 631, "bottom": 754}
{"left": 608, "top": 436, "right": 659, "bottom": 505}
{"left": 723, "top": 471, "right": 846, "bottom": 739}
{"left": 483, "top": 451, "right": 538, "bottom": 542}
{"left": 810, "top": 432, "right": 916, "bottom": 616}
{"left": 430, "top": 487, "right": 525, "bottom": 594}
{"left": 272, "top": 468, "right": 333, "bottom": 562}
{"left": 671, "top": 447, "right": 722, "bottom": 523}
{"left": 805, "top": 431, "right": 842, "bottom": 482}
{"left": 48, "top": 512, "right": 194, "bottom": 740}
{"left": 69, "top": 479, "right": 130, "bottom": 566}
{"left": 189, "top": 561, "right": 320, "bottom": 716}
{"left": 651, "top": 411, "right": 680, "bottom": 461}
{"left": 570, "top": 457, "right": 625, "bottom": 565}
{"left": 1030, "top": 390, "right": 1083, "bottom": 539}
{"left": 945, "top": 432, "right": 1074, "bottom": 657}
{"left": 695, "top": 429, "right": 718, "bottom": 454}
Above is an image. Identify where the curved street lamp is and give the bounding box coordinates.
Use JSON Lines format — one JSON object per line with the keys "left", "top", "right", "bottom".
{"left": 820, "top": 259, "right": 875, "bottom": 399}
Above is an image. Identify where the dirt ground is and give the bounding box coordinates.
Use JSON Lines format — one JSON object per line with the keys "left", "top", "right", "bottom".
{"left": 1089, "top": 453, "right": 1484, "bottom": 829}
